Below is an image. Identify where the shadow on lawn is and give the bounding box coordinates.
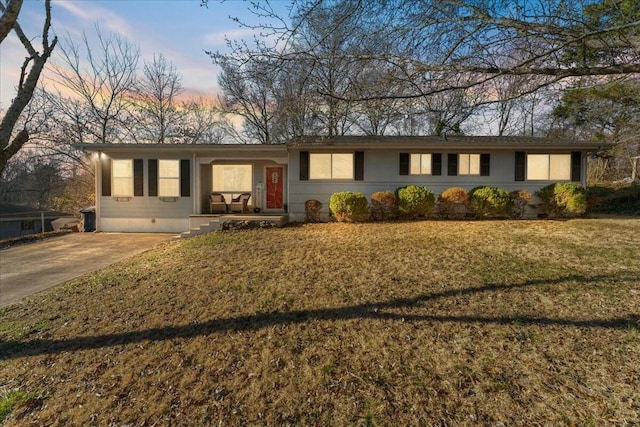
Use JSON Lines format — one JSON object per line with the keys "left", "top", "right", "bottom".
{"left": 2, "top": 274, "right": 638, "bottom": 359}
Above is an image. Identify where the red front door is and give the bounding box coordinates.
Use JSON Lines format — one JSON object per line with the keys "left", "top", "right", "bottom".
{"left": 266, "top": 167, "right": 284, "bottom": 209}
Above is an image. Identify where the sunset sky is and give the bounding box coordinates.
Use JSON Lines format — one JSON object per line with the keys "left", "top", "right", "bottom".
{"left": 0, "top": 0, "right": 291, "bottom": 109}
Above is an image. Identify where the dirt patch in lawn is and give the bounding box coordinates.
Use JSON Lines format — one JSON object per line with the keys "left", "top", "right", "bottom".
{"left": 1, "top": 219, "right": 639, "bottom": 426}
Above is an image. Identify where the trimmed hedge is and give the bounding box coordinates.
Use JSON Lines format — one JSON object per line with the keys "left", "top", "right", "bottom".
{"left": 536, "top": 182, "right": 587, "bottom": 218}
{"left": 370, "top": 191, "right": 399, "bottom": 221}
{"left": 329, "top": 191, "right": 369, "bottom": 222}
{"left": 438, "top": 187, "right": 469, "bottom": 219}
{"left": 469, "top": 186, "right": 511, "bottom": 218}
{"left": 395, "top": 185, "right": 435, "bottom": 219}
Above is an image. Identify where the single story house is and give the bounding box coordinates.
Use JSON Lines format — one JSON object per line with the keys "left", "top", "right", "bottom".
{"left": 80, "top": 135, "right": 609, "bottom": 233}
{"left": 0, "top": 203, "right": 69, "bottom": 239}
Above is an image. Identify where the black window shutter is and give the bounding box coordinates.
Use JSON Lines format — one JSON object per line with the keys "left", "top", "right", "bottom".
{"left": 299, "top": 151, "right": 309, "bottom": 180}
{"left": 180, "top": 159, "right": 191, "bottom": 197}
{"left": 148, "top": 159, "right": 158, "bottom": 197}
{"left": 480, "top": 153, "right": 490, "bottom": 176}
{"left": 399, "top": 153, "right": 409, "bottom": 175}
{"left": 133, "top": 159, "right": 144, "bottom": 196}
{"left": 571, "top": 151, "right": 582, "bottom": 182}
{"left": 515, "top": 152, "right": 525, "bottom": 181}
{"left": 102, "top": 158, "right": 111, "bottom": 196}
{"left": 354, "top": 151, "right": 364, "bottom": 181}
{"left": 432, "top": 153, "right": 442, "bottom": 176}
{"left": 447, "top": 154, "right": 458, "bottom": 176}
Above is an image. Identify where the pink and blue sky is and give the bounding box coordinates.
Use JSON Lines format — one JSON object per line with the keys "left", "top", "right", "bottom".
{"left": 0, "top": 0, "right": 291, "bottom": 108}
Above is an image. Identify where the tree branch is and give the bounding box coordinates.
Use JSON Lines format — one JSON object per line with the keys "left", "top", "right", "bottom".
{"left": 0, "top": 0, "right": 22, "bottom": 43}
{"left": 0, "top": 0, "right": 57, "bottom": 174}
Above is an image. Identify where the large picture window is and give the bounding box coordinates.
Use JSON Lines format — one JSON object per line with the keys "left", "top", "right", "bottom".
{"left": 310, "top": 153, "right": 353, "bottom": 179}
{"left": 158, "top": 160, "right": 180, "bottom": 197}
{"left": 212, "top": 165, "right": 253, "bottom": 192}
{"left": 410, "top": 154, "right": 432, "bottom": 175}
{"left": 112, "top": 159, "right": 133, "bottom": 197}
{"left": 459, "top": 154, "right": 480, "bottom": 175}
{"left": 527, "top": 154, "right": 571, "bottom": 180}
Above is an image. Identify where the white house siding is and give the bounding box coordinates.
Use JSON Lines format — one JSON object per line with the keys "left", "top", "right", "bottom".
{"left": 99, "top": 197, "right": 191, "bottom": 232}
{"left": 96, "top": 152, "right": 194, "bottom": 233}
{"left": 81, "top": 140, "right": 600, "bottom": 229}
{"left": 288, "top": 148, "right": 587, "bottom": 221}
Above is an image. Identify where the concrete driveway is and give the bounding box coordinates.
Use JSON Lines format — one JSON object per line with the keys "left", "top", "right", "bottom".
{"left": 0, "top": 233, "right": 172, "bottom": 308}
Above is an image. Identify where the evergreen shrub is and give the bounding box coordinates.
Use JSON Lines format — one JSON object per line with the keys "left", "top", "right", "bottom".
{"left": 329, "top": 191, "right": 369, "bottom": 222}
{"left": 536, "top": 183, "right": 587, "bottom": 218}
{"left": 395, "top": 185, "right": 435, "bottom": 219}
{"left": 469, "top": 186, "right": 511, "bottom": 218}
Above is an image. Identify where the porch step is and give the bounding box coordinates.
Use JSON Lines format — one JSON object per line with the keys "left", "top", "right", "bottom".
{"left": 172, "top": 219, "right": 221, "bottom": 241}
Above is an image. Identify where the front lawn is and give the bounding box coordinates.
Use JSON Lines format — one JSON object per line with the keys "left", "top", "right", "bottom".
{"left": 1, "top": 219, "right": 639, "bottom": 425}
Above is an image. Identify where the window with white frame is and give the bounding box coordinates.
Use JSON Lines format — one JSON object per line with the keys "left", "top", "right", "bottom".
{"left": 410, "top": 154, "right": 432, "bottom": 175}
{"left": 527, "top": 154, "right": 571, "bottom": 180}
{"left": 459, "top": 154, "right": 480, "bottom": 175}
{"left": 212, "top": 164, "right": 253, "bottom": 192}
{"left": 158, "top": 160, "right": 180, "bottom": 197}
{"left": 310, "top": 153, "right": 353, "bottom": 179}
{"left": 112, "top": 159, "right": 133, "bottom": 197}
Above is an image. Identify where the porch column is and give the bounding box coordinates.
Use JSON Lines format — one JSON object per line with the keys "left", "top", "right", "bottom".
{"left": 192, "top": 151, "right": 198, "bottom": 214}
{"left": 95, "top": 151, "right": 102, "bottom": 232}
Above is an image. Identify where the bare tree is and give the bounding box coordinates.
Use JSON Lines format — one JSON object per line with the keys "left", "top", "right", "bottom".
{"left": 0, "top": 0, "right": 20, "bottom": 42}
{"left": 49, "top": 27, "right": 139, "bottom": 144}
{"left": 179, "top": 97, "right": 225, "bottom": 144}
{"left": 272, "top": 59, "right": 319, "bottom": 139}
{"left": 289, "top": 0, "right": 368, "bottom": 136}
{"left": 207, "top": 0, "right": 639, "bottom": 102}
{"left": 50, "top": 167, "right": 95, "bottom": 214}
{"left": 349, "top": 63, "right": 404, "bottom": 135}
{"left": 132, "top": 54, "right": 184, "bottom": 143}
{"left": 480, "top": 75, "right": 545, "bottom": 136}
{"left": 209, "top": 0, "right": 381, "bottom": 141}
{"left": 344, "top": 0, "right": 638, "bottom": 100}
{"left": 0, "top": 152, "right": 65, "bottom": 209}
{"left": 0, "top": 0, "right": 57, "bottom": 174}
{"left": 214, "top": 54, "right": 281, "bottom": 144}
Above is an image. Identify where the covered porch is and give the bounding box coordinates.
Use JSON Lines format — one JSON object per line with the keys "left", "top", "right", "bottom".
{"left": 194, "top": 148, "right": 288, "bottom": 216}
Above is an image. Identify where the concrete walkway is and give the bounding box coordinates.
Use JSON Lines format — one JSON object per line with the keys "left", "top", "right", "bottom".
{"left": 0, "top": 233, "right": 172, "bottom": 308}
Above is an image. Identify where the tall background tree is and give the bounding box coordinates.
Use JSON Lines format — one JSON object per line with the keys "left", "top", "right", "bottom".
{"left": 49, "top": 28, "right": 140, "bottom": 145}
{"left": 203, "top": 0, "right": 639, "bottom": 184}
{"left": 2, "top": 22, "right": 223, "bottom": 210}
{"left": 205, "top": 0, "right": 639, "bottom": 142}
{"left": 214, "top": 54, "right": 281, "bottom": 144}
{"left": 0, "top": 0, "right": 57, "bottom": 174}
{"left": 133, "top": 53, "right": 184, "bottom": 143}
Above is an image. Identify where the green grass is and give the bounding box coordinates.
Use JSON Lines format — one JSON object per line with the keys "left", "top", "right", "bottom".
{"left": 0, "top": 390, "right": 39, "bottom": 423}
{"left": 0, "top": 219, "right": 639, "bottom": 425}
